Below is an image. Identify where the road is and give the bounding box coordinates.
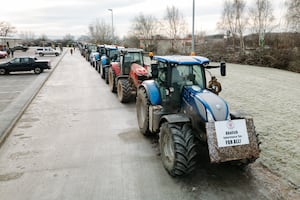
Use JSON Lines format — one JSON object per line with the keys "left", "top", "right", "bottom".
{"left": 0, "top": 50, "right": 299, "bottom": 200}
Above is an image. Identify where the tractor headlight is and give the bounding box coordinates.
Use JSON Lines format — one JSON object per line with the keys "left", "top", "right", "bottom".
{"left": 206, "top": 109, "right": 215, "bottom": 122}
{"left": 203, "top": 62, "right": 209, "bottom": 67}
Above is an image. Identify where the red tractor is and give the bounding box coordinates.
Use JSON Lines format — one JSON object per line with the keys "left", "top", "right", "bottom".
{"left": 108, "top": 48, "right": 149, "bottom": 103}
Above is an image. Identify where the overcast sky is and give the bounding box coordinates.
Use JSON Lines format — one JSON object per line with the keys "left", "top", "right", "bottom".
{"left": 2, "top": 0, "right": 286, "bottom": 39}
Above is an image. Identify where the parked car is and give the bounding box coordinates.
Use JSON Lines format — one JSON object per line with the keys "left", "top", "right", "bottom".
{"left": 12, "top": 45, "right": 29, "bottom": 52}
{"left": 0, "top": 56, "right": 51, "bottom": 75}
{"left": 0, "top": 51, "right": 7, "bottom": 59}
{"left": 35, "top": 47, "right": 60, "bottom": 56}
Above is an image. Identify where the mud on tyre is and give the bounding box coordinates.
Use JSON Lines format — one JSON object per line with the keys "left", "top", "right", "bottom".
{"left": 117, "top": 79, "right": 132, "bottom": 103}
{"left": 136, "top": 87, "right": 150, "bottom": 135}
{"left": 108, "top": 67, "right": 116, "bottom": 92}
{"left": 159, "top": 123, "right": 197, "bottom": 176}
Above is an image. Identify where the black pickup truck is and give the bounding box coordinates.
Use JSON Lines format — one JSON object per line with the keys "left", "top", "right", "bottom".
{"left": 0, "top": 56, "right": 51, "bottom": 75}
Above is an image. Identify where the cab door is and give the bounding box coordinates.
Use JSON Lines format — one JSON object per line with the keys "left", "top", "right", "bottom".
{"left": 9, "top": 58, "right": 23, "bottom": 71}
{"left": 20, "top": 58, "right": 32, "bottom": 71}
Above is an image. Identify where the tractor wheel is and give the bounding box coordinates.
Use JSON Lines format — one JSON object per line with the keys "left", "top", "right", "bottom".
{"left": 117, "top": 79, "right": 132, "bottom": 103}
{"left": 108, "top": 67, "right": 116, "bottom": 92}
{"left": 136, "top": 87, "right": 150, "bottom": 135}
{"left": 100, "top": 64, "right": 105, "bottom": 79}
{"left": 105, "top": 67, "right": 109, "bottom": 84}
{"left": 159, "top": 123, "right": 197, "bottom": 176}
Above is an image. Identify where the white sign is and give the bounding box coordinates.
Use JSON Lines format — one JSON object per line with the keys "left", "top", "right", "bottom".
{"left": 215, "top": 119, "right": 249, "bottom": 147}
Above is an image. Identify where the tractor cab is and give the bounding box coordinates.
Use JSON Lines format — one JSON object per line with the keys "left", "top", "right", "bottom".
{"left": 150, "top": 55, "right": 211, "bottom": 111}
{"left": 119, "top": 48, "right": 145, "bottom": 75}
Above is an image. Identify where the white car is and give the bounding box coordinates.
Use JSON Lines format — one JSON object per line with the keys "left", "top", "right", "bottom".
{"left": 35, "top": 47, "right": 60, "bottom": 56}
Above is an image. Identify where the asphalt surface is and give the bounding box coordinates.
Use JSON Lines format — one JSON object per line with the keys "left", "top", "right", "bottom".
{"left": 0, "top": 48, "right": 65, "bottom": 144}
{"left": 0, "top": 50, "right": 299, "bottom": 200}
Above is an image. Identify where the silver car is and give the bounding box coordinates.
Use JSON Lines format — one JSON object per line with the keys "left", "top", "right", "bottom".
{"left": 35, "top": 47, "right": 60, "bottom": 56}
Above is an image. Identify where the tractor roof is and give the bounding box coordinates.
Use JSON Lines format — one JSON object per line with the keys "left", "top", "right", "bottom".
{"left": 153, "top": 55, "right": 209, "bottom": 65}
{"left": 120, "top": 48, "right": 144, "bottom": 53}
{"left": 104, "top": 45, "right": 118, "bottom": 50}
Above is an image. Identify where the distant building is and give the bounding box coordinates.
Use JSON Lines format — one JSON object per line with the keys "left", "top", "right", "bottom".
{"left": 0, "top": 36, "right": 21, "bottom": 50}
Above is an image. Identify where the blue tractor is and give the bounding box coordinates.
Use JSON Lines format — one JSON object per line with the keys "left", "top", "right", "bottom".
{"left": 100, "top": 45, "right": 120, "bottom": 84}
{"left": 136, "top": 55, "right": 260, "bottom": 176}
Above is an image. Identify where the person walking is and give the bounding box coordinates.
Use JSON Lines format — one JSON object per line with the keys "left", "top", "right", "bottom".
{"left": 70, "top": 48, "right": 73, "bottom": 55}
{"left": 10, "top": 48, "right": 14, "bottom": 58}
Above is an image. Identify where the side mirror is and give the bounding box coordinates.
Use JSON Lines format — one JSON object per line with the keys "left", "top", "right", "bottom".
{"left": 220, "top": 61, "right": 226, "bottom": 76}
{"left": 151, "top": 63, "right": 158, "bottom": 78}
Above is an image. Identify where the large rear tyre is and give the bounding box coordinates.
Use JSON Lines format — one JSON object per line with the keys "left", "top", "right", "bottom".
{"left": 136, "top": 87, "right": 150, "bottom": 135}
{"left": 108, "top": 67, "right": 116, "bottom": 92}
{"left": 117, "top": 79, "right": 132, "bottom": 103}
{"left": 159, "top": 123, "right": 197, "bottom": 176}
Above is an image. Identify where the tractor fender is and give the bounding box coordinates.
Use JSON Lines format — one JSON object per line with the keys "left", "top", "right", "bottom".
{"left": 160, "top": 113, "right": 190, "bottom": 124}
{"left": 101, "top": 55, "right": 108, "bottom": 65}
{"left": 111, "top": 62, "right": 121, "bottom": 76}
{"left": 140, "top": 80, "right": 161, "bottom": 105}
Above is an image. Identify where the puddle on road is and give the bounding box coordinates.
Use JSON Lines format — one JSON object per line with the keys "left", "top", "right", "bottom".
{"left": 118, "top": 129, "right": 141, "bottom": 143}
{"left": 0, "top": 172, "right": 24, "bottom": 181}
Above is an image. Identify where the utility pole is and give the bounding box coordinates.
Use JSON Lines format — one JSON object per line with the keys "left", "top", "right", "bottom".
{"left": 108, "top": 9, "right": 114, "bottom": 44}
{"left": 191, "top": 0, "right": 195, "bottom": 55}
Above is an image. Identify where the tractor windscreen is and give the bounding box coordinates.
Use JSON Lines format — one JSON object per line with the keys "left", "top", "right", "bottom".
{"left": 126, "top": 52, "right": 143, "bottom": 65}
{"left": 108, "top": 49, "right": 119, "bottom": 61}
{"left": 89, "top": 45, "right": 97, "bottom": 52}
{"left": 172, "top": 64, "right": 205, "bottom": 89}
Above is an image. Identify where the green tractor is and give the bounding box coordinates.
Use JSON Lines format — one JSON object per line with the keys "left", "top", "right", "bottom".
{"left": 136, "top": 55, "right": 260, "bottom": 176}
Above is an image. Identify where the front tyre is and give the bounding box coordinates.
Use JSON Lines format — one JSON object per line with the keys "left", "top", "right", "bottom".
{"left": 108, "top": 67, "right": 116, "bottom": 92}
{"left": 159, "top": 123, "right": 197, "bottom": 176}
{"left": 117, "top": 79, "right": 132, "bottom": 103}
{"left": 136, "top": 87, "right": 151, "bottom": 135}
{"left": 105, "top": 67, "right": 109, "bottom": 84}
{"left": 100, "top": 64, "right": 105, "bottom": 79}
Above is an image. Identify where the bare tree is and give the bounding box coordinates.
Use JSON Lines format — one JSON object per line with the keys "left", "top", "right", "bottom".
{"left": 218, "top": 0, "right": 247, "bottom": 52}
{"left": 285, "top": 0, "right": 300, "bottom": 32}
{"left": 19, "top": 31, "right": 36, "bottom": 45}
{"left": 63, "top": 34, "right": 75, "bottom": 46}
{"left": 132, "top": 13, "right": 158, "bottom": 50}
{"left": 163, "top": 5, "right": 188, "bottom": 51}
{"left": 0, "top": 21, "right": 16, "bottom": 37}
{"left": 89, "top": 19, "right": 112, "bottom": 44}
{"left": 249, "top": 0, "right": 275, "bottom": 48}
